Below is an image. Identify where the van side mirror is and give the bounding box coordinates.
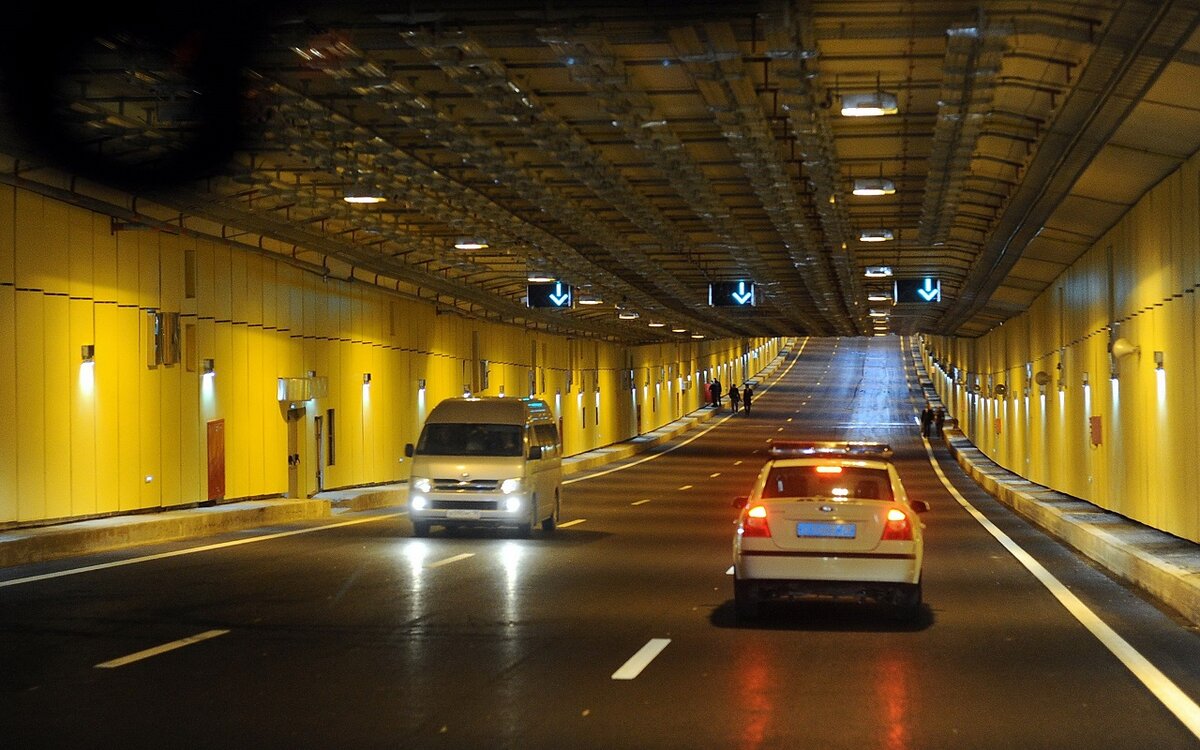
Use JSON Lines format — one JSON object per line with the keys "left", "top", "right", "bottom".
{"left": 404, "top": 443, "right": 414, "bottom": 458}
{"left": 528, "top": 445, "right": 543, "bottom": 460}
{"left": 732, "top": 496, "right": 749, "bottom": 509}
{"left": 911, "top": 500, "right": 931, "bottom": 513}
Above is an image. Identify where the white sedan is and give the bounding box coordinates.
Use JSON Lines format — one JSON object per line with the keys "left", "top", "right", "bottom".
{"left": 732, "top": 441, "right": 929, "bottom": 620}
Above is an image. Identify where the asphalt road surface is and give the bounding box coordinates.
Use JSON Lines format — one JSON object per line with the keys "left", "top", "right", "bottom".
{"left": 3, "top": 337, "right": 1199, "bottom": 749}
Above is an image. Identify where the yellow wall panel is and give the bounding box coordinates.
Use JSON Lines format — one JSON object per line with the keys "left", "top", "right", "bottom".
{"left": 0, "top": 184, "right": 13, "bottom": 285}
{"left": 0, "top": 285, "right": 16, "bottom": 522}
{"left": 159, "top": 233, "right": 182, "bottom": 312}
{"left": 67, "top": 205, "right": 94, "bottom": 300}
{"left": 159, "top": 354, "right": 182, "bottom": 509}
{"left": 117, "top": 307, "right": 141, "bottom": 511}
{"left": 92, "top": 213, "right": 118, "bottom": 303}
{"left": 43, "top": 294, "right": 72, "bottom": 519}
{"left": 15, "top": 292, "right": 46, "bottom": 521}
{"left": 93, "top": 304, "right": 121, "bottom": 513}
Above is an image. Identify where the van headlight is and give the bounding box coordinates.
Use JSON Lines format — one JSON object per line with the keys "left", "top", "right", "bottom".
{"left": 411, "top": 496, "right": 428, "bottom": 511}
{"left": 500, "top": 478, "right": 522, "bottom": 495}
{"left": 412, "top": 477, "right": 432, "bottom": 493}
{"left": 505, "top": 497, "right": 522, "bottom": 513}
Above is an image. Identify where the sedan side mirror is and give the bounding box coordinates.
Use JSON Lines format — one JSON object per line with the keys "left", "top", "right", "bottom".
{"left": 911, "top": 500, "right": 931, "bottom": 513}
{"left": 732, "top": 496, "right": 749, "bottom": 509}
{"left": 528, "top": 445, "right": 543, "bottom": 460}
{"left": 404, "top": 443, "right": 414, "bottom": 458}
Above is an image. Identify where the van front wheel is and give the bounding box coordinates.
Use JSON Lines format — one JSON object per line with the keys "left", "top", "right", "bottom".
{"left": 542, "top": 491, "right": 560, "bottom": 532}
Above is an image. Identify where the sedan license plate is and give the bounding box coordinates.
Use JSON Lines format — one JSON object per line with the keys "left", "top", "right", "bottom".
{"left": 796, "top": 521, "right": 856, "bottom": 539}
{"left": 446, "top": 509, "right": 482, "bottom": 520}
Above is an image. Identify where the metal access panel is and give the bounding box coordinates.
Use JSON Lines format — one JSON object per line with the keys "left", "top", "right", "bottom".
{"left": 527, "top": 282, "right": 573, "bottom": 308}
{"left": 708, "top": 280, "right": 756, "bottom": 306}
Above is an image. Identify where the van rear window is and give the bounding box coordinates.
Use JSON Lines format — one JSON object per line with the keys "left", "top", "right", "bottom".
{"left": 416, "top": 424, "right": 524, "bottom": 457}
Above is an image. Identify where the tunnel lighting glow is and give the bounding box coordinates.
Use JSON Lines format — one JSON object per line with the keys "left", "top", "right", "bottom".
{"left": 79, "top": 361, "right": 95, "bottom": 396}
{"left": 840, "top": 91, "right": 899, "bottom": 117}
{"left": 852, "top": 177, "right": 896, "bottom": 196}
{"left": 869, "top": 309, "right": 889, "bottom": 317}
{"left": 859, "top": 229, "right": 895, "bottom": 242}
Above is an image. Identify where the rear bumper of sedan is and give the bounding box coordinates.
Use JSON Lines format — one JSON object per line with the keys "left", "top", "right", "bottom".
{"left": 735, "top": 548, "right": 920, "bottom": 586}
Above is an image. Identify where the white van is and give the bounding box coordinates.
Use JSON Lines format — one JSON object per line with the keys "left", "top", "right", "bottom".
{"left": 405, "top": 397, "right": 562, "bottom": 537}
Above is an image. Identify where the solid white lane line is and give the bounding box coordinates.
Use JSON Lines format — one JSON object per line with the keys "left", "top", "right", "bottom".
{"left": 558, "top": 519, "right": 587, "bottom": 528}
{"left": 612, "top": 638, "right": 671, "bottom": 680}
{"left": 709, "top": 472, "right": 721, "bottom": 478}
{"left": 631, "top": 499, "right": 652, "bottom": 506}
{"left": 678, "top": 485, "right": 693, "bottom": 491}
{"left": 96, "top": 629, "right": 230, "bottom": 669}
{"left": 426, "top": 553, "right": 475, "bottom": 569}
{"left": 563, "top": 339, "right": 808, "bottom": 486}
{"left": 915, "top": 378, "right": 1200, "bottom": 740}
{"left": 0, "top": 512, "right": 405, "bottom": 588}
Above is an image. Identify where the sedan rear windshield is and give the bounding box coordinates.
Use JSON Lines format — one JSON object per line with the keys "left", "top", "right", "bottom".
{"left": 762, "top": 465, "right": 894, "bottom": 501}
{"left": 416, "top": 424, "right": 524, "bottom": 457}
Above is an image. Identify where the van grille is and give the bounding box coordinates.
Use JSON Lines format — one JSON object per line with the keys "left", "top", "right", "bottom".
{"left": 433, "top": 478, "right": 500, "bottom": 492}
{"left": 431, "top": 499, "right": 502, "bottom": 511}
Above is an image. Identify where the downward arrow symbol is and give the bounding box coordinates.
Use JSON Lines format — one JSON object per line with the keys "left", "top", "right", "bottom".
{"left": 732, "top": 281, "right": 754, "bottom": 305}
{"left": 549, "top": 282, "right": 571, "bottom": 306}
{"left": 917, "top": 278, "right": 940, "bottom": 302}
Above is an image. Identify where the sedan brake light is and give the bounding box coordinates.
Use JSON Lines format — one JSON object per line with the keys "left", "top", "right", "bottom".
{"left": 881, "top": 507, "right": 912, "bottom": 541}
{"left": 741, "top": 505, "right": 771, "bottom": 537}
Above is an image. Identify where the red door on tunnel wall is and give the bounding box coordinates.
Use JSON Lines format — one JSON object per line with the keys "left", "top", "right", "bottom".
{"left": 207, "top": 419, "right": 225, "bottom": 501}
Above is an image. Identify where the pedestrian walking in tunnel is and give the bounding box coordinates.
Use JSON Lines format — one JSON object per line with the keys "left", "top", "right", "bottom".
{"left": 742, "top": 383, "right": 753, "bottom": 415}
{"left": 920, "top": 403, "right": 934, "bottom": 438}
{"left": 729, "top": 383, "right": 741, "bottom": 413}
{"left": 935, "top": 406, "right": 946, "bottom": 437}
{"left": 711, "top": 378, "right": 723, "bottom": 409}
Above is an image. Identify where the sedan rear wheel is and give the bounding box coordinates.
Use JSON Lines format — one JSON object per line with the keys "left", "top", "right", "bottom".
{"left": 892, "top": 581, "right": 922, "bottom": 622}
{"left": 734, "top": 579, "right": 760, "bottom": 621}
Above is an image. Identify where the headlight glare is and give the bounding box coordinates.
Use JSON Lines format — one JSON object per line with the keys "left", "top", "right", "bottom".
{"left": 500, "top": 478, "right": 522, "bottom": 494}
{"left": 412, "top": 477, "right": 432, "bottom": 493}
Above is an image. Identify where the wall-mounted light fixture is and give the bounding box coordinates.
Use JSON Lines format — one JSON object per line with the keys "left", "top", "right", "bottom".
{"left": 1082, "top": 372, "right": 1089, "bottom": 387}
{"left": 81, "top": 344, "right": 95, "bottom": 362}
{"left": 462, "top": 385, "right": 472, "bottom": 397}
{"left": 1154, "top": 351, "right": 1164, "bottom": 370}
{"left": 362, "top": 373, "right": 372, "bottom": 385}
{"left": 418, "top": 378, "right": 427, "bottom": 390}
{"left": 1111, "top": 338, "right": 1139, "bottom": 359}
{"left": 202, "top": 358, "right": 215, "bottom": 376}
{"left": 306, "top": 370, "right": 317, "bottom": 378}
{"left": 498, "top": 385, "right": 506, "bottom": 397}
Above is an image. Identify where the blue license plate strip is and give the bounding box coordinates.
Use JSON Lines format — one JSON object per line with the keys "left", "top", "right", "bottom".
{"left": 795, "top": 522, "right": 856, "bottom": 539}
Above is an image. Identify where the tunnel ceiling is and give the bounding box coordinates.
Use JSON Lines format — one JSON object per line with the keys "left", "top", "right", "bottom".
{"left": 2, "top": 1, "right": 1199, "bottom": 342}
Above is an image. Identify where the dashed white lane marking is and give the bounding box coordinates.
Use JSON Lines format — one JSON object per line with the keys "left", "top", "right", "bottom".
{"left": 426, "top": 553, "right": 475, "bottom": 569}
{"left": 776, "top": 427, "right": 784, "bottom": 432}
{"left": 612, "top": 638, "right": 672, "bottom": 680}
{"left": 631, "top": 499, "right": 652, "bottom": 506}
{"left": 96, "top": 629, "right": 230, "bottom": 669}
{"left": 734, "top": 460, "right": 743, "bottom": 466}
{"left": 726, "top": 566, "right": 735, "bottom": 575}
{"left": 0, "top": 512, "right": 405, "bottom": 588}
{"left": 678, "top": 485, "right": 693, "bottom": 491}
{"left": 709, "top": 473, "right": 721, "bottom": 478}
{"left": 563, "top": 339, "right": 808, "bottom": 486}
{"left": 912, "top": 348, "right": 1200, "bottom": 741}
{"left": 558, "top": 519, "right": 587, "bottom": 528}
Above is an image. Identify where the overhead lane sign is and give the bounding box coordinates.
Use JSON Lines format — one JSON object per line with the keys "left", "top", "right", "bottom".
{"left": 709, "top": 280, "right": 756, "bottom": 307}
{"left": 527, "top": 281, "right": 573, "bottom": 308}
{"left": 894, "top": 277, "right": 942, "bottom": 304}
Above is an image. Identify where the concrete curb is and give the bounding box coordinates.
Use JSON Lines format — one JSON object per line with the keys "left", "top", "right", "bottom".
{"left": 943, "top": 431, "right": 1200, "bottom": 626}
{"left": 0, "top": 499, "right": 330, "bottom": 568}
{"left": 563, "top": 407, "right": 720, "bottom": 476}
{"left": 319, "top": 486, "right": 407, "bottom": 512}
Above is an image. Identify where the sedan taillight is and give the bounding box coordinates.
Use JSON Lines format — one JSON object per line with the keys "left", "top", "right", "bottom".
{"left": 881, "top": 507, "right": 912, "bottom": 541}
{"left": 741, "top": 505, "right": 772, "bottom": 538}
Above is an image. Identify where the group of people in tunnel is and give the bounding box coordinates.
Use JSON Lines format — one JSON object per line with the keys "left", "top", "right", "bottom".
{"left": 920, "top": 403, "right": 946, "bottom": 438}
{"left": 707, "top": 378, "right": 753, "bottom": 415}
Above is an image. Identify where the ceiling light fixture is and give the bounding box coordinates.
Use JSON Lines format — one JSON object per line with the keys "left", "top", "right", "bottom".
{"left": 577, "top": 295, "right": 603, "bottom": 305}
{"left": 453, "top": 237, "right": 489, "bottom": 250}
{"left": 672, "top": 327, "right": 688, "bottom": 333}
{"left": 342, "top": 184, "right": 386, "bottom": 204}
{"left": 527, "top": 273, "right": 556, "bottom": 283}
{"left": 840, "top": 90, "right": 899, "bottom": 117}
{"left": 867, "top": 294, "right": 892, "bottom": 302}
{"left": 852, "top": 177, "right": 896, "bottom": 196}
{"left": 618, "top": 310, "right": 640, "bottom": 320}
{"left": 859, "top": 229, "right": 895, "bottom": 242}
{"left": 648, "top": 321, "right": 666, "bottom": 328}
{"left": 865, "top": 266, "right": 893, "bottom": 278}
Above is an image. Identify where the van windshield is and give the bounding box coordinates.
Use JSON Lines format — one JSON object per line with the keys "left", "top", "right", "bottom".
{"left": 416, "top": 424, "right": 524, "bottom": 457}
